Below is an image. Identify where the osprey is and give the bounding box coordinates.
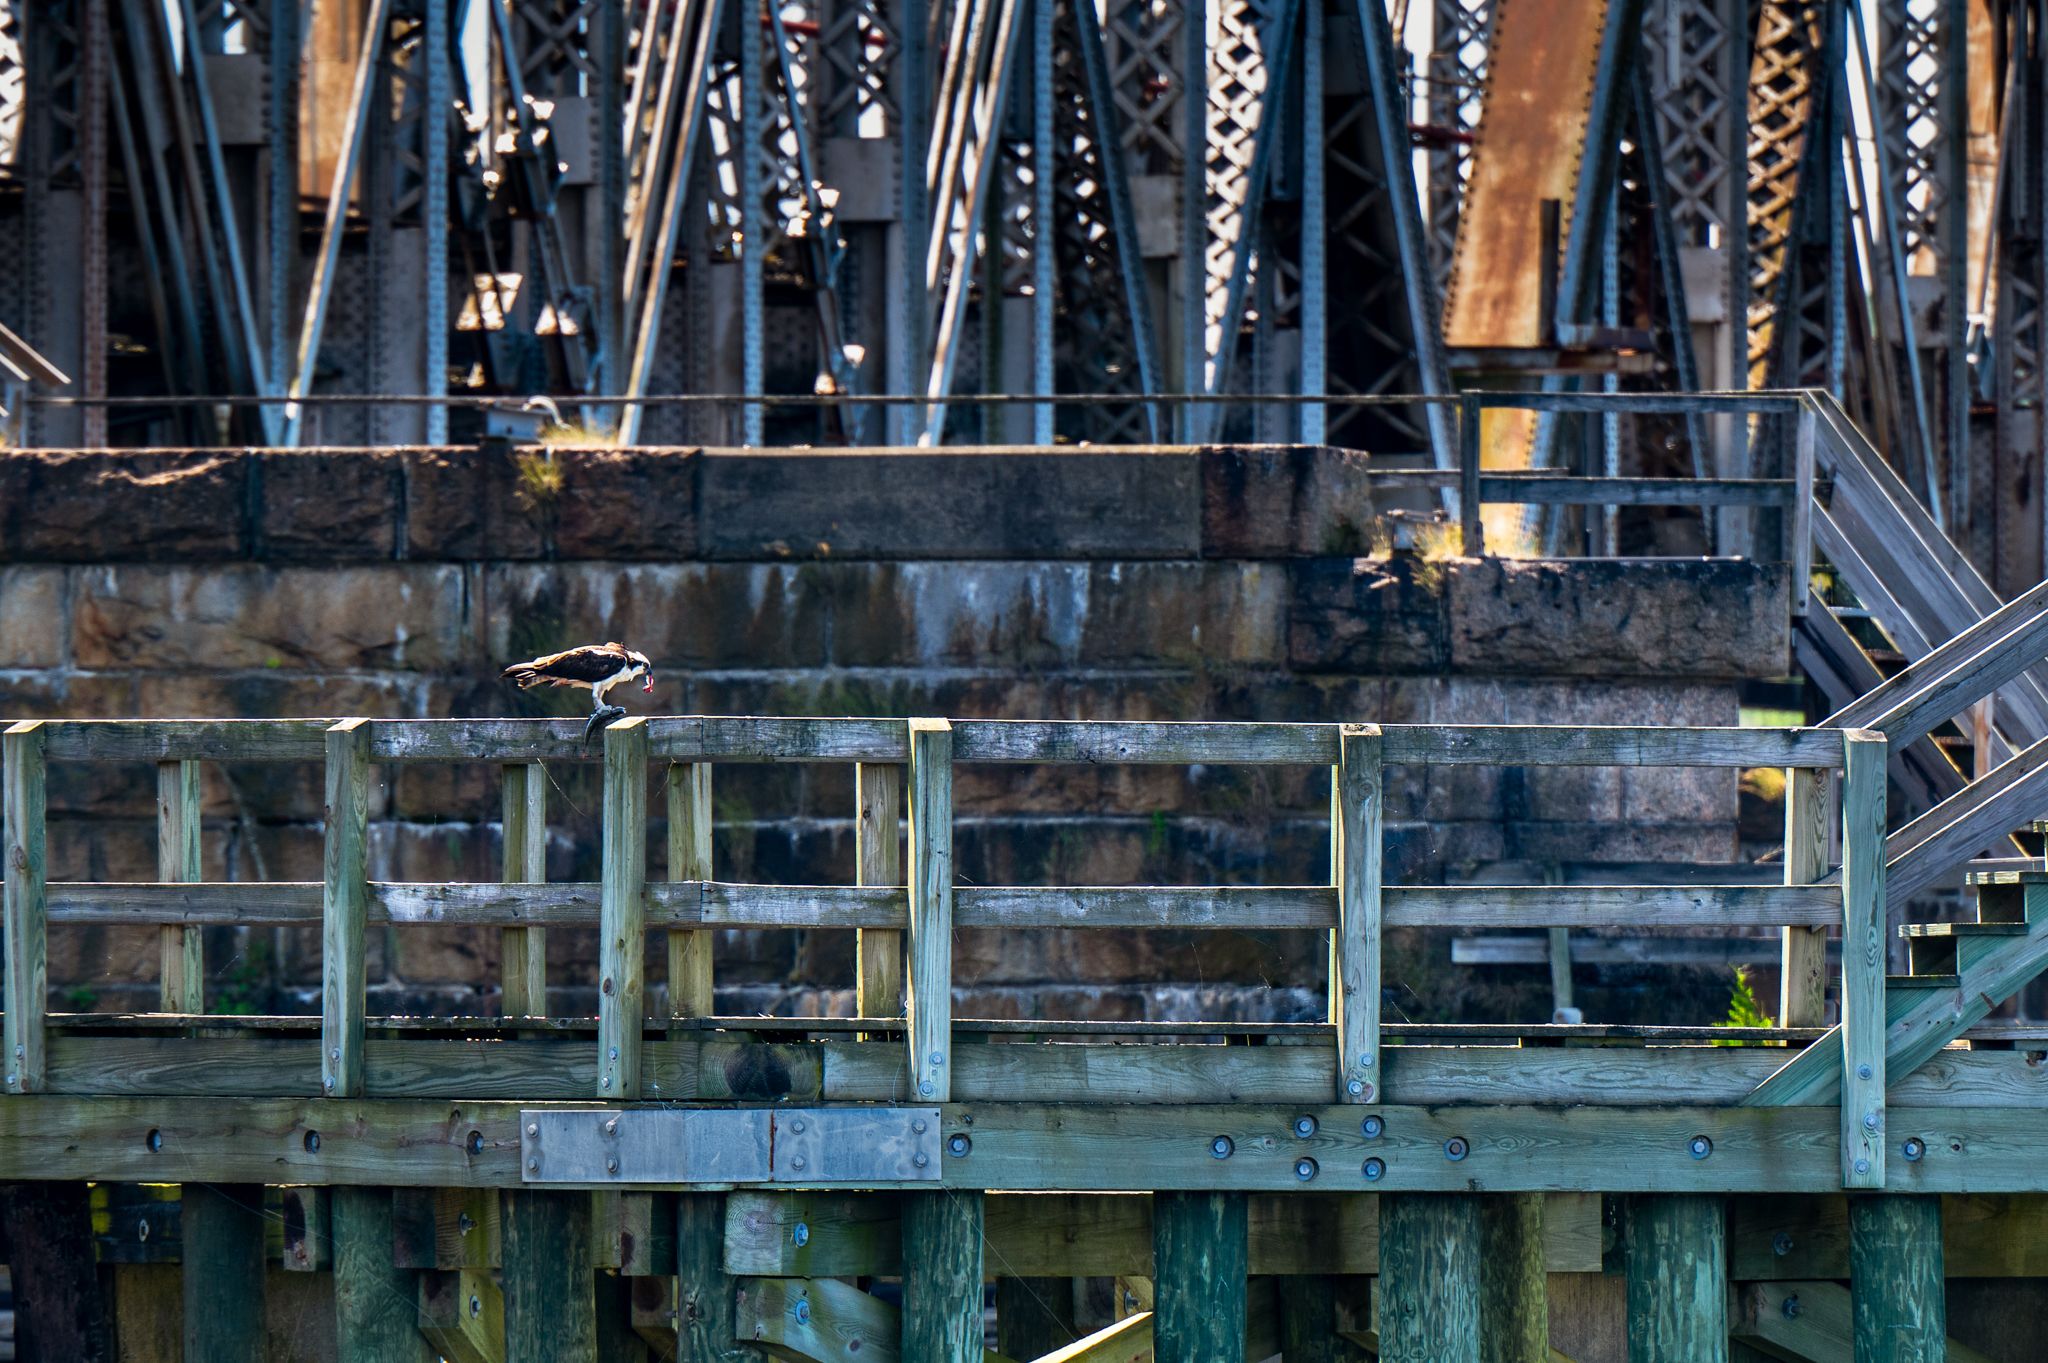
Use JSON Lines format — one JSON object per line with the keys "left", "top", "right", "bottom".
{"left": 502, "top": 642, "right": 653, "bottom": 740}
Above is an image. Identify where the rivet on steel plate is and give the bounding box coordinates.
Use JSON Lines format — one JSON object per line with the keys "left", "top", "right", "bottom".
{"left": 605, "top": 1118, "right": 619, "bottom": 1135}
{"left": 1292, "top": 1115, "right": 1318, "bottom": 1139}
{"left": 791, "top": 1118, "right": 805, "bottom": 1134}
{"left": 1902, "top": 1137, "right": 1926, "bottom": 1162}
{"left": 1444, "top": 1137, "right": 1469, "bottom": 1162}
{"left": 1211, "top": 1135, "right": 1235, "bottom": 1159}
{"left": 914, "top": 1153, "right": 930, "bottom": 1168}
{"left": 528, "top": 1158, "right": 540, "bottom": 1173}
{"left": 607, "top": 1157, "right": 619, "bottom": 1174}
{"left": 793, "top": 1223, "right": 810, "bottom": 1247}
{"left": 913, "top": 1119, "right": 928, "bottom": 1135}
{"left": 1689, "top": 1135, "right": 1713, "bottom": 1160}
{"left": 792, "top": 1155, "right": 807, "bottom": 1171}
{"left": 1362, "top": 1157, "right": 1385, "bottom": 1181}
{"left": 528, "top": 1123, "right": 540, "bottom": 1137}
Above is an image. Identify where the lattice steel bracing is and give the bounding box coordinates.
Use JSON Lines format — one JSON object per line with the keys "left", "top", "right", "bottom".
{"left": 0, "top": 0, "right": 23, "bottom": 177}
{"left": 1425, "top": 0, "right": 1492, "bottom": 287}
{"left": 1994, "top": 0, "right": 2047, "bottom": 591}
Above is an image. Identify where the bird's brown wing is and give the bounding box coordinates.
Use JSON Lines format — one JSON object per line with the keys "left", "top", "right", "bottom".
{"left": 504, "top": 644, "right": 630, "bottom": 686}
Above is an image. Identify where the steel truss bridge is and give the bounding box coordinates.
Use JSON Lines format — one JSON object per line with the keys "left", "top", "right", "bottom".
{"left": 0, "top": 0, "right": 2041, "bottom": 584}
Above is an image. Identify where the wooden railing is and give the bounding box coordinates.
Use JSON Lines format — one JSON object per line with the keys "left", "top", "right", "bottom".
{"left": 0, "top": 715, "right": 1890, "bottom": 1185}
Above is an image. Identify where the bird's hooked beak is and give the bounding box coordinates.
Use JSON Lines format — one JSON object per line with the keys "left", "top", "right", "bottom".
{"left": 643, "top": 676, "right": 655, "bottom": 693}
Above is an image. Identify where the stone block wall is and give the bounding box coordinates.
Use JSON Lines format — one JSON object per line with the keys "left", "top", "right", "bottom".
{"left": 0, "top": 445, "right": 1794, "bottom": 1024}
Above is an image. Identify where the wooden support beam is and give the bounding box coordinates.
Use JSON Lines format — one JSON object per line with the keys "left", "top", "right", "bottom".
{"left": 1276, "top": 1274, "right": 1345, "bottom": 1363}
{"left": 1624, "top": 1195, "right": 1726, "bottom": 1363}
{"left": 181, "top": 1183, "right": 266, "bottom": 1363}
{"left": 667, "top": 762, "right": 714, "bottom": 1020}
{"left": 503, "top": 1190, "right": 597, "bottom": 1362}
{"left": 334, "top": 1186, "right": 429, "bottom": 1361}
{"left": 282, "top": 1185, "right": 333, "bottom": 1271}
{"left": 1780, "top": 766, "right": 1830, "bottom": 1028}
{"left": 1731, "top": 1193, "right": 2048, "bottom": 1279}
{"left": 1152, "top": 1191, "right": 1248, "bottom": 1363}
{"left": 1481, "top": 1193, "right": 1548, "bottom": 1363}
{"left": 4, "top": 720, "right": 49, "bottom": 1093}
{"left": 1842, "top": 731, "right": 1888, "bottom": 1188}
{"left": 615, "top": 1191, "right": 677, "bottom": 1275}
{"left": 906, "top": 719, "right": 953, "bottom": 1100}
{"left": 678, "top": 1192, "right": 738, "bottom": 1363}
{"left": 157, "top": 759, "right": 204, "bottom": 1013}
{"left": 323, "top": 718, "right": 372, "bottom": 1098}
{"left": 902, "top": 1189, "right": 983, "bottom": 1363}
{"left": 996, "top": 1277, "right": 1078, "bottom": 1358}
{"left": 1377, "top": 1194, "right": 1481, "bottom": 1362}
{"left": 742, "top": 1275, "right": 904, "bottom": 1362}
{"left": 600, "top": 718, "right": 650, "bottom": 1099}
{"left": 596, "top": 1272, "right": 654, "bottom": 1363}
{"left": 111, "top": 1263, "right": 181, "bottom": 1361}
{"left": 857, "top": 763, "right": 905, "bottom": 1029}
{"left": 1334, "top": 725, "right": 1382, "bottom": 1103}
{"left": 1850, "top": 1195, "right": 1945, "bottom": 1363}
{"left": 501, "top": 763, "right": 549, "bottom": 1019}
{"left": 0, "top": 1181, "right": 114, "bottom": 1360}
{"left": 1732, "top": 1281, "right": 1996, "bottom": 1363}
{"left": 420, "top": 1268, "right": 506, "bottom": 1363}
{"left": 1030, "top": 1313, "right": 1152, "bottom": 1363}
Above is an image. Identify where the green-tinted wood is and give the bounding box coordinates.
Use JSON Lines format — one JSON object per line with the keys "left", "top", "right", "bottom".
{"left": 1850, "top": 1195, "right": 1945, "bottom": 1363}
{"left": 1377, "top": 1194, "right": 1480, "bottom": 1363}
{"left": 112, "top": 1263, "right": 181, "bottom": 1362}
{"left": 1480, "top": 1193, "right": 1547, "bottom": 1363}
{"left": 601, "top": 718, "right": 650, "bottom": 1098}
{"left": 667, "top": 762, "right": 714, "bottom": 1019}
{"left": 323, "top": 718, "right": 372, "bottom": 1097}
{"left": 596, "top": 1271, "right": 654, "bottom": 1363}
{"left": 744, "top": 1276, "right": 901, "bottom": 1362}
{"left": 906, "top": 719, "right": 953, "bottom": 1100}
{"left": 3, "top": 721, "right": 49, "bottom": 1092}
{"left": 1842, "top": 730, "right": 1888, "bottom": 1188}
{"left": 333, "top": 1186, "right": 429, "bottom": 1361}
{"left": 282, "top": 1185, "right": 333, "bottom": 1271}
{"left": 501, "top": 762, "right": 549, "bottom": 1019}
{"left": 1780, "top": 765, "right": 1829, "bottom": 1027}
{"left": 857, "top": 763, "right": 905, "bottom": 1029}
{"left": 0, "top": 1181, "right": 114, "bottom": 1361}
{"left": 504, "top": 1189, "right": 597, "bottom": 1363}
{"left": 1152, "top": 1191, "right": 1248, "bottom": 1363}
{"left": 419, "top": 1268, "right": 505, "bottom": 1363}
{"left": 902, "top": 1189, "right": 983, "bottom": 1363}
{"left": 156, "top": 760, "right": 204, "bottom": 1013}
{"left": 996, "top": 1277, "right": 1077, "bottom": 1358}
{"left": 181, "top": 1183, "right": 266, "bottom": 1363}
{"left": 1334, "top": 726, "right": 1382, "bottom": 1102}
{"left": 676, "top": 1192, "right": 746, "bottom": 1362}
{"left": 1624, "top": 1195, "right": 1726, "bottom": 1363}
{"left": 1276, "top": 1274, "right": 1346, "bottom": 1363}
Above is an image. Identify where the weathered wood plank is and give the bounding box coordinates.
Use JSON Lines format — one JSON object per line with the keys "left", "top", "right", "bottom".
{"left": 1842, "top": 731, "right": 1888, "bottom": 1189}
{"left": 856, "top": 764, "right": 905, "bottom": 1027}
{"left": 4, "top": 721, "right": 49, "bottom": 1092}
{"left": 1850, "top": 1195, "right": 1944, "bottom": 1363}
{"left": 1476, "top": 473, "right": 1799, "bottom": 507}
{"left": 501, "top": 763, "right": 549, "bottom": 1020}
{"left": 419, "top": 1268, "right": 505, "bottom": 1363}
{"left": 1624, "top": 1196, "right": 1725, "bottom": 1363}
{"left": 112, "top": 1262, "right": 181, "bottom": 1362}
{"left": 907, "top": 720, "right": 953, "bottom": 1101}
{"left": 677, "top": 1193, "right": 737, "bottom": 1363}
{"left": 0, "top": 1181, "right": 114, "bottom": 1360}
{"left": 741, "top": 1275, "right": 902, "bottom": 1363}
{"left": 601, "top": 719, "right": 650, "bottom": 1099}
{"left": 333, "top": 1186, "right": 429, "bottom": 1361}
{"left": 1733, "top": 1279, "right": 1994, "bottom": 1363}
{"left": 1274, "top": 1275, "right": 1345, "bottom": 1363}
{"left": 1029, "top": 1313, "right": 1151, "bottom": 1363}
{"left": 41, "top": 719, "right": 332, "bottom": 763}
{"left": 1480, "top": 1194, "right": 1547, "bottom": 1363}
{"left": 666, "top": 763, "right": 714, "bottom": 1020}
{"left": 902, "top": 1190, "right": 983, "bottom": 1363}
{"left": 1780, "top": 766, "right": 1830, "bottom": 1029}
{"left": 182, "top": 1183, "right": 266, "bottom": 1363}
{"left": 323, "top": 718, "right": 372, "bottom": 1098}
{"left": 282, "top": 1185, "right": 333, "bottom": 1271}
{"left": 1334, "top": 726, "right": 1382, "bottom": 1102}
{"left": 1377, "top": 1195, "right": 1481, "bottom": 1362}
{"left": 1732, "top": 1193, "right": 2048, "bottom": 1279}
{"left": 995, "top": 1277, "right": 1077, "bottom": 1359}
{"left": 156, "top": 761, "right": 204, "bottom": 1014}
{"left": 1152, "top": 1192, "right": 1247, "bottom": 1363}
{"left": 503, "top": 1190, "right": 597, "bottom": 1363}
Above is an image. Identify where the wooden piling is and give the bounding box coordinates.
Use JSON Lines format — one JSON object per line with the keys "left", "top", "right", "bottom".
{"left": 1625, "top": 1195, "right": 1727, "bottom": 1363}
{"left": 501, "top": 762, "right": 549, "bottom": 1018}
{"left": 1276, "top": 1273, "right": 1343, "bottom": 1363}
{"left": 902, "top": 1190, "right": 984, "bottom": 1363}
{"left": 157, "top": 759, "right": 204, "bottom": 1012}
{"left": 1480, "top": 1193, "right": 1548, "bottom": 1363}
{"left": 1850, "top": 1195, "right": 1945, "bottom": 1363}
{"left": 676, "top": 1192, "right": 738, "bottom": 1363}
{"left": 667, "top": 761, "right": 715, "bottom": 1019}
{"left": 504, "top": 1189, "right": 598, "bottom": 1363}
{"left": 600, "top": 717, "right": 649, "bottom": 1098}
{"left": 0, "top": 1182, "right": 113, "bottom": 1361}
{"left": 1377, "top": 1194, "right": 1481, "bottom": 1362}
{"left": 1333, "top": 725, "right": 1383, "bottom": 1103}
{"left": 997, "top": 1276, "right": 1079, "bottom": 1358}
{"left": 181, "top": 1183, "right": 267, "bottom": 1363}
{"left": 1152, "top": 1191, "right": 1249, "bottom": 1363}
{"left": 333, "top": 1186, "right": 428, "bottom": 1361}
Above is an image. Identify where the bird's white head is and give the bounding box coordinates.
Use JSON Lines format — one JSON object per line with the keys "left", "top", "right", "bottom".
{"left": 628, "top": 649, "right": 653, "bottom": 692}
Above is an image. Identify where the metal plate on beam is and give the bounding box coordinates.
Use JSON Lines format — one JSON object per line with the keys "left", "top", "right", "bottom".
{"left": 518, "top": 1108, "right": 943, "bottom": 1185}
{"left": 771, "top": 1108, "right": 942, "bottom": 1183}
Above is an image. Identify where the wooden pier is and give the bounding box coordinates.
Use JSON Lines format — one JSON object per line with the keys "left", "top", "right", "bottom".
{"left": 4, "top": 713, "right": 2046, "bottom": 1360}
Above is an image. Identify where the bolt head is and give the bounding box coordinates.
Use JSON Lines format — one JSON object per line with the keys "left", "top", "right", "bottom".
{"left": 793, "top": 1223, "right": 810, "bottom": 1247}
{"left": 918, "top": 1080, "right": 934, "bottom": 1096}
{"left": 1855, "top": 1157, "right": 1871, "bottom": 1175}
{"left": 1902, "top": 1137, "right": 1926, "bottom": 1162}
{"left": 791, "top": 1119, "right": 805, "bottom": 1134}
{"left": 1211, "top": 1135, "right": 1235, "bottom": 1159}
{"left": 1444, "top": 1137, "right": 1469, "bottom": 1161}
{"left": 605, "top": 1118, "right": 619, "bottom": 1135}
{"left": 528, "top": 1122, "right": 540, "bottom": 1137}
{"left": 330, "top": 1048, "right": 340, "bottom": 1062}
{"left": 601, "top": 1075, "right": 612, "bottom": 1089}
{"left": 929, "top": 1051, "right": 944, "bottom": 1066}
{"left": 1362, "top": 1157, "right": 1385, "bottom": 1181}
{"left": 913, "top": 1152, "right": 930, "bottom": 1168}
{"left": 1361, "top": 1115, "right": 1384, "bottom": 1139}
{"left": 1346, "top": 1078, "right": 1364, "bottom": 1096}
{"left": 1773, "top": 1232, "right": 1794, "bottom": 1256}
{"left": 794, "top": 1299, "right": 811, "bottom": 1325}
{"left": 4, "top": 1074, "right": 15, "bottom": 1088}
{"left": 322, "top": 1076, "right": 335, "bottom": 1092}
{"left": 1782, "top": 1294, "right": 1801, "bottom": 1321}
{"left": 913, "top": 1119, "right": 928, "bottom": 1134}
{"left": 1690, "top": 1135, "right": 1713, "bottom": 1159}
{"left": 1857, "top": 1064, "right": 1873, "bottom": 1080}
{"left": 608, "top": 1046, "right": 619, "bottom": 1060}
{"left": 528, "top": 1158, "right": 540, "bottom": 1172}
{"left": 947, "top": 1134, "right": 971, "bottom": 1157}
{"left": 1293, "top": 1115, "right": 1318, "bottom": 1139}
{"left": 1863, "top": 1110, "right": 1880, "bottom": 1130}
{"left": 470, "top": 1295, "right": 482, "bottom": 1319}
{"left": 1294, "top": 1157, "right": 1318, "bottom": 1181}
{"left": 606, "top": 1157, "right": 619, "bottom": 1174}
{"left": 792, "top": 1155, "right": 806, "bottom": 1170}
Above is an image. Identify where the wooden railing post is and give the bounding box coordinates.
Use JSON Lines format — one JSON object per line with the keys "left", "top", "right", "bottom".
{"left": 1789, "top": 399, "right": 1816, "bottom": 616}
{"left": 501, "top": 762, "right": 549, "bottom": 1018}
{"left": 321, "top": 718, "right": 371, "bottom": 1098}
{"left": 601, "top": 718, "right": 650, "bottom": 1099}
{"left": 3, "top": 721, "right": 48, "bottom": 1093}
{"left": 856, "top": 763, "right": 905, "bottom": 1027}
{"left": 1334, "top": 724, "right": 1382, "bottom": 1102}
{"left": 1780, "top": 765, "right": 1831, "bottom": 1029}
{"left": 157, "top": 760, "right": 203, "bottom": 1012}
{"left": 907, "top": 719, "right": 953, "bottom": 1100}
{"left": 667, "top": 761, "right": 713, "bottom": 1020}
{"left": 1841, "top": 729, "right": 1887, "bottom": 1189}
{"left": 1459, "top": 393, "right": 1485, "bottom": 556}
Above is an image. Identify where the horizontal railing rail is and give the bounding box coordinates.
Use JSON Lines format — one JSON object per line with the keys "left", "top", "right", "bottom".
{"left": 0, "top": 713, "right": 1887, "bottom": 1187}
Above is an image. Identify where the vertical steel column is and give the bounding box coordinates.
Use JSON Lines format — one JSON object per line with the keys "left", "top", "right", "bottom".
{"left": 740, "top": 0, "right": 766, "bottom": 444}
{"left": 892, "top": 0, "right": 933, "bottom": 443}
{"left": 79, "top": 0, "right": 105, "bottom": 446}
{"left": 424, "top": 0, "right": 451, "bottom": 442}
{"left": 1299, "top": 0, "right": 1324, "bottom": 444}
{"left": 1031, "top": 0, "right": 1054, "bottom": 444}
{"left": 1996, "top": 0, "right": 2046, "bottom": 591}
{"left": 266, "top": 0, "right": 300, "bottom": 411}
{"left": 1178, "top": 0, "right": 1206, "bottom": 435}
